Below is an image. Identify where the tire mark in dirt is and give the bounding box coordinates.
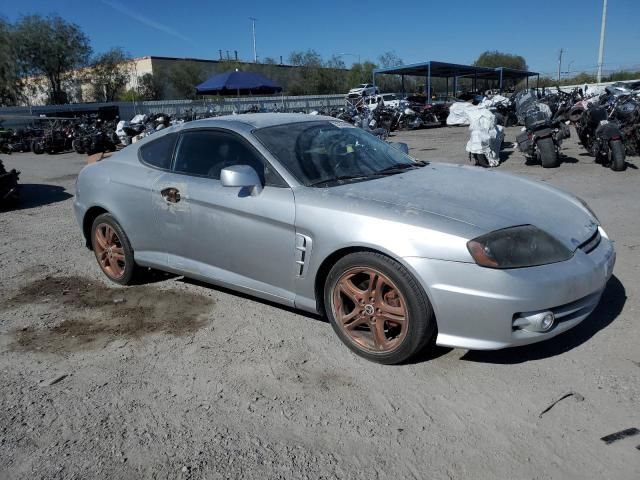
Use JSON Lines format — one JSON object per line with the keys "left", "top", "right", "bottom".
{"left": 1, "top": 275, "right": 214, "bottom": 353}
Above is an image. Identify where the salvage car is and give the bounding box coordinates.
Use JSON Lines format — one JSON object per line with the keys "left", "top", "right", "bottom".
{"left": 74, "top": 114, "right": 616, "bottom": 364}
{"left": 347, "top": 83, "right": 378, "bottom": 98}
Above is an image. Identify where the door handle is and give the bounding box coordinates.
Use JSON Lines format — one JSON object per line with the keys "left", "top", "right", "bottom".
{"left": 161, "top": 187, "right": 181, "bottom": 203}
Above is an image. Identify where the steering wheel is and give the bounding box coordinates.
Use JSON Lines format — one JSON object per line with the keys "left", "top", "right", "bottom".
{"left": 328, "top": 136, "right": 357, "bottom": 176}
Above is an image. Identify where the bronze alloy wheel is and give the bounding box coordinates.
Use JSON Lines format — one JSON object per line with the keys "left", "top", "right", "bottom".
{"left": 331, "top": 267, "right": 408, "bottom": 353}
{"left": 93, "top": 222, "right": 126, "bottom": 280}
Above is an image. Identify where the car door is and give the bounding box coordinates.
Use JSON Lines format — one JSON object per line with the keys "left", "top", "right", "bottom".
{"left": 154, "top": 128, "right": 297, "bottom": 305}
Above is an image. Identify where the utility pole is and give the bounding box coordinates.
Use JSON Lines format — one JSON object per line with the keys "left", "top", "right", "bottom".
{"left": 250, "top": 17, "right": 257, "bottom": 63}
{"left": 557, "top": 48, "right": 563, "bottom": 82}
{"left": 597, "top": 0, "right": 608, "bottom": 82}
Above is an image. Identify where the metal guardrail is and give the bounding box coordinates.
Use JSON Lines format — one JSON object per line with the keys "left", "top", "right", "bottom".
{"left": 0, "top": 94, "right": 351, "bottom": 127}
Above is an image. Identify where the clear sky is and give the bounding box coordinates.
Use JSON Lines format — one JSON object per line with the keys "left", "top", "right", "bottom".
{"left": 1, "top": 0, "right": 638, "bottom": 76}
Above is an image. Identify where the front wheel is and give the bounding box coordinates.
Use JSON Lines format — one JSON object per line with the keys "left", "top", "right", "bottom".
{"left": 537, "top": 137, "right": 559, "bottom": 168}
{"left": 324, "top": 252, "right": 436, "bottom": 364}
{"left": 609, "top": 139, "right": 626, "bottom": 172}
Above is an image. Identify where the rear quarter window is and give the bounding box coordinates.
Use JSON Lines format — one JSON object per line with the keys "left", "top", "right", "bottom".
{"left": 138, "top": 133, "right": 177, "bottom": 170}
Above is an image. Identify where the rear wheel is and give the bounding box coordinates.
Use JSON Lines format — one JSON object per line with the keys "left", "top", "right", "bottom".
{"left": 72, "top": 139, "right": 85, "bottom": 154}
{"left": 90, "top": 213, "right": 139, "bottom": 285}
{"left": 32, "top": 141, "right": 44, "bottom": 155}
{"left": 609, "top": 139, "right": 626, "bottom": 172}
{"left": 537, "top": 137, "right": 559, "bottom": 168}
{"left": 324, "top": 252, "right": 435, "bottom": 364}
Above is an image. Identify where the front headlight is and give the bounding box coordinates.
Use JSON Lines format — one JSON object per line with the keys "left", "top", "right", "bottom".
{"left": 467, "top": 225, "right": 573, "bottom": 269}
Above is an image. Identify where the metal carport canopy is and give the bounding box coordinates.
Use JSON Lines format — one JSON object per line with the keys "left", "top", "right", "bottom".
{"left": 373, "top": 61, "right": 496, "bottom": 78}
{"left": 373, "top": 61, "right": 539, "bottom": 99}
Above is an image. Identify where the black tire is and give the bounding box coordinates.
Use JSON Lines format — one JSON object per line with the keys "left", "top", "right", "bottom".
{"left": 32, "top": 141, "right": 44, "bottom": 155}
{"left": 324, "top": 252, "right": 436, "bottom": 364}
{"left": 537, "top": 137, "right": 559, "bottom": 168}
{"left": 90, "top": 213, "right": 140, "bottom": 285}
{"left": 473, "top": 153, "right": 490, "bottom": 167}
{"left": 609, "top": 139, "right": 626, "bottom": 172}
{"left": 72, "top": 139, "right": 85, "bottom": 154}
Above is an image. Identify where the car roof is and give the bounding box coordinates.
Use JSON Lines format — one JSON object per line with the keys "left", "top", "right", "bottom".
{"left": 180, "top": 113, "right": 336, "bottom": 130}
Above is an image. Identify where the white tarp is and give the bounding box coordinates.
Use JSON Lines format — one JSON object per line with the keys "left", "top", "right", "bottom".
{"left": 130, "top": 114, "right": 147, "bottom": 125}
{"left": 480, "top": 95, "right": 510, "bottom": 108}
{"left": 464, "top": 107, "right": 504, "bottom": 167}
{"left": 446, "top": 102, "right": 476, "bottom": 126}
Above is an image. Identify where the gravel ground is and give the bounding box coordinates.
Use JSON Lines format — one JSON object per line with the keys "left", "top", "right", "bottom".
{"left": 1, "top": 126, "right": 638, "bottom": 479}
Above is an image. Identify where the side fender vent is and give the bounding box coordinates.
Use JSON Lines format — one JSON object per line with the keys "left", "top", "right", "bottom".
{"left": 295, "top": 234, "right": 313, "bottom": 278}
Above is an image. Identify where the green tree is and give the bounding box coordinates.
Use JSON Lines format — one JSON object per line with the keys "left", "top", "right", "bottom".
{"left": 0, "top": 19, "right": 22, "bottom": 106}
{"left": 474, "top": 51, "right": 528, "bottom": 70}
{"left": 377, "top": 51, "right": 403, "bottom": 68}
{"left": 287, "top": 50, "right": 325, "bottom": 95}
{"left": 289, "top": 49, "right": 323, "bottom": 68}
{"left": 376, "top": 51, "right": 404, "bottom": 92}
{"left": 118, "top": 89, "right": 138, "bottom": 102}
{"left": 89, "top": 47, "right": 130, "bottom": 102}
{"left": 168, "top": 61, "right": 205, "bottom": 99}
{"left": 348, "top": 61, "right": 377, "bottom": 87}
{"left": 138, "top": 73, "right": 165, "bottom": 100}
{"left": 13, "top": 14, "right": 92, "bottom": 104}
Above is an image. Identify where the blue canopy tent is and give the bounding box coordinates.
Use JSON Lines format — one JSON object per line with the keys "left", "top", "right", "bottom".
{"left": 195, "top": 70, "right": 283, "bottom": 96}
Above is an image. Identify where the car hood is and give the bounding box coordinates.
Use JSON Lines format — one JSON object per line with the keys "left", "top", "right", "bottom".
{"left": 328, "top": 163, "right": 597, "bottom": 249}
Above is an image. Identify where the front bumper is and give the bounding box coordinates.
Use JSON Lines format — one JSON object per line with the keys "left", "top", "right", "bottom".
{"left": 73, "top": 197, "right": 86, "bottom": 230}
{"left": 404, "top": 228, "right": 615, "bottom": 350}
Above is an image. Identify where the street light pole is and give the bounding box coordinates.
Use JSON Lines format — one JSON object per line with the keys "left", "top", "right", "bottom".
{"left": 557, "top": 48, "right": 563, "bottom": 82}
{"left": 250, "top": 17, "right": 257, "bottom": 63}
{"left": 597, "top": 0, "right": 608, "bottom": 82}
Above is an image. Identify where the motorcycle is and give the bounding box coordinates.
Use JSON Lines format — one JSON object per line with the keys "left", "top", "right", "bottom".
{"left": 611, "top": 94, "right": 640, "bottom": 157}
{"left": 0, "top": 158, "right": 20, "bottom": 208}
{"left": 575, "top": 102, "right": 626, "bottom": 171}
{"left": 514, "top": 90, "right": 569, "bottom": 168}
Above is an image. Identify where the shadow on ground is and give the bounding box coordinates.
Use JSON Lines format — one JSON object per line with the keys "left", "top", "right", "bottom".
{"left": 178, "top": 277, "right": 326, "bottom": 323}
{"left": 460, "top": 275, "right": 625, "bottom": 364}
{"left": 11, "top": 184, "right": 72, "bottom": 210}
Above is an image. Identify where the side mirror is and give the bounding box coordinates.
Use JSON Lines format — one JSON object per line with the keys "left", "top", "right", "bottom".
{"left": 220, "top": 164, "right": 263, "bottom": 196}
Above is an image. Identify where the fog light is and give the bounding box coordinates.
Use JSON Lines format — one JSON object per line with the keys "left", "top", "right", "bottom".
{"left": 538, "top": 312, "right": 555, "bottom": 331}
{"left": 513, "top": 311, "right": 556, "bottom": 332}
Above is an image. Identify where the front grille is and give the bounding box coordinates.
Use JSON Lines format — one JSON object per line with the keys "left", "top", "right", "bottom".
{"left": 579, "top": 229, "right": 601, "bottom": 254}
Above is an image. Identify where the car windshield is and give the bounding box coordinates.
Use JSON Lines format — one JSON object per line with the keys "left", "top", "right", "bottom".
{"left": 253, "top": 121, "right": 422, "bottom": 187}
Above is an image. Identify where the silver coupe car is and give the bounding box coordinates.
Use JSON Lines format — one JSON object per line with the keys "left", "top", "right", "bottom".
{"left": 74, "top": 114, "right": 616, "bottom": 364}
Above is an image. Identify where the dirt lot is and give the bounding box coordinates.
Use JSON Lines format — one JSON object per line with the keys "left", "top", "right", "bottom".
{"left": 1, "top": 126, "right": 639, "bottom": 479}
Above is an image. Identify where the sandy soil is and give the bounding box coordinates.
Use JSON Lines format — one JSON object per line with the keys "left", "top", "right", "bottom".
{"left": 0, "top": 125, "right": 638, "bottom": 479}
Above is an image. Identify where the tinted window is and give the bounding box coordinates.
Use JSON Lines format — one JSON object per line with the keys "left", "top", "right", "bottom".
{"left": 139, "top": 133, "right": 177, "bottom": 170}
{"left": 174, "top": 130, "right": 284, "bottom": 186}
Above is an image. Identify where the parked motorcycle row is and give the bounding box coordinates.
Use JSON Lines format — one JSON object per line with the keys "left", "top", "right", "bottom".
{"left": 445, "top": 82, "right": 639, "bottom": 171}
{"left": 0, "top": 116, "right": 121, "bottom": 156}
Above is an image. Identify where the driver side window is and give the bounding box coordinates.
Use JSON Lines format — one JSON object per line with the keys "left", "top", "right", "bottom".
{"left": 173, "top": 130, "right": 281, "bottom": 185}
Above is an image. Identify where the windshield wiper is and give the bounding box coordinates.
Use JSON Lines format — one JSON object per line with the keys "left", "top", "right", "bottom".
{"left": 376, "top": 160, "right": 427, "bottom": 175}
{"left": 308, "top": 173, "right": 384, "bottom": 187}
